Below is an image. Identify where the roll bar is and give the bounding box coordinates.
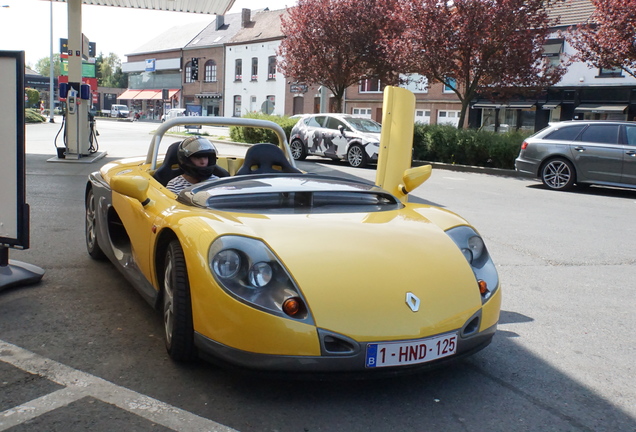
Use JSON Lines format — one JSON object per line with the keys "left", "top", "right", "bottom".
{"left": 146, "top": 117, "right": 294, "bottom": 170}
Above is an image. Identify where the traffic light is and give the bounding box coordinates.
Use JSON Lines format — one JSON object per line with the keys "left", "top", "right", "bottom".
{"left": 191, "top": 58, "right": 199, "bottom": 81}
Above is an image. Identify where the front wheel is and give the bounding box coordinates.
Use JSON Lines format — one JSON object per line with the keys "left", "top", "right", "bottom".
{"left": 163, "top": 240, "right": 197, "bottom": 361}
{"left": 541, "top": 158, "right": 576, "bottom": 190}
{"left": 290, "top": 139, "right": 308, "bottom": 160}
{"left": 85, "top": 188, "right": 106, "bottom": 260}
{"left": 347, "top": 144, "right": 368, "bottom": 168}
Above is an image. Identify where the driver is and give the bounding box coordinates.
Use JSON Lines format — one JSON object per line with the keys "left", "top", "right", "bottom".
{"left": 167, "top": 136, "right": 219, "bottom": 194}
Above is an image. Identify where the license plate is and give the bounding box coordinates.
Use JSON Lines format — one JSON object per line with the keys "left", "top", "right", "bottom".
{"left": 365, "top": 333, "right": 458, "bottom": 368}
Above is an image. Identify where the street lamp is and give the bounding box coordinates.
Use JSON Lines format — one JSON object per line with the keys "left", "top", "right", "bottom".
{"left": 49, "top": 0, "right": 55, "bottom": 123}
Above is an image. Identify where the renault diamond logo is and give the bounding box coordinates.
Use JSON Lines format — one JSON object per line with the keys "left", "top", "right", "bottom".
{"left": 406, "top": 292, "right": 420, "bottom": 312}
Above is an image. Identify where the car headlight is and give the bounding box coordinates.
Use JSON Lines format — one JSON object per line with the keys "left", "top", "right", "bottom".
{"left": 446, "top": 226, "right": 499, "bottom": 302}
{"left": 212, "top": 250, "right": 241, "bottom": 278}
{"left": 209, "top": 236, "right": 312, "bottom": 322}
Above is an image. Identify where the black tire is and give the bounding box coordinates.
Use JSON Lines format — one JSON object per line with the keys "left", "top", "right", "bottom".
{"left": 85, "top": 188, "right": 107, "bottom": 260}
{"left": 541, "top": 158, "right": 576, "bottom": 190}
{"left": 347, "top": 144, "right": 368, "bottom": 168}
{"left": 163, "top": 240, "right": 197, "bottom": 361}
{"left": 290, "top": 139, "right": 308, "bottom": 160}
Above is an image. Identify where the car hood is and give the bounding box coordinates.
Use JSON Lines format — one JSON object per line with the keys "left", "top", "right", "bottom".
{"left": 207, "top": 207, "right": 482, "bottom": 341}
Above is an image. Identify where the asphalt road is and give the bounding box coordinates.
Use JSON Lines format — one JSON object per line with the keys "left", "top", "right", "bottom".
{"left": 1, "top": 118, "right": 634, "bottom": 432}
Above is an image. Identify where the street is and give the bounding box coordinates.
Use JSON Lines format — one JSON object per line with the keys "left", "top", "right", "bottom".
{"left": 0, "top": 118, "right": 635, "bottom": 432}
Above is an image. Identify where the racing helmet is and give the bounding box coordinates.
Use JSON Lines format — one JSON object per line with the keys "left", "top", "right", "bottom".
{"left": 177, "top": 136, "right": 218, "bottom": 181}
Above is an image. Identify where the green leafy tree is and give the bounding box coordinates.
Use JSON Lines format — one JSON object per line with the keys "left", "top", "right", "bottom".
{"left": 111, "top": 67, "right": 128, "bottom": 88}
{"left": 96, "top": 52, "right": 126, "bottom": 87}
{"left": 34, "top": 54, "right": 62, "bottom": 77}
{"left": 25, "top": 87, "right": 40, "bottom": 108}
{"left": 568, "top": 0, "right": 636, "bottom": 79}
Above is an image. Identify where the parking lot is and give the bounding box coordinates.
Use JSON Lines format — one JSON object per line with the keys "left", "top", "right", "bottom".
{"left": 1, "top": 118, "right": 635, "bottom": 431}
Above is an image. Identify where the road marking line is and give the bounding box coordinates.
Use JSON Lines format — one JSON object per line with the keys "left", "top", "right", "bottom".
{"left": 0, "top": 340, "right": 237, "bottom": 432}
{"left": 0, "top": 388, "right": 83, "bottom": 429}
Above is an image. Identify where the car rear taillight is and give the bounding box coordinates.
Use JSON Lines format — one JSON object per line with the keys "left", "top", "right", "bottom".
{"left": 521, "top": 141, "right": 528, "bottom": 150}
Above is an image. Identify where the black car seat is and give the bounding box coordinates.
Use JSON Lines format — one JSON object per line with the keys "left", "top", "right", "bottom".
{"left": 154, "top": 141, "right": 230, "bottom": 186}
{"left": 236, "top": 143, "right": 302, "bottom": 175}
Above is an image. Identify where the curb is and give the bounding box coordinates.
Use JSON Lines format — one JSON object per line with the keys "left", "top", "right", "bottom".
{"left": 414, "top": 160, "right": 519, "bottom": 177}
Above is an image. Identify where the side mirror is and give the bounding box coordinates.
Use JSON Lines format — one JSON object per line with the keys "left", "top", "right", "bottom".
{"left": 111, "top": 175, "right": 152, "bottom": 206}
{"left": 399, "top": 165, "right": 432, "bottom": 196}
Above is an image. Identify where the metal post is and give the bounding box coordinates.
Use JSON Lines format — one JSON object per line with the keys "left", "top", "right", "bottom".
{"left": 49, "top": 0, "right": 55, "bottom": 123}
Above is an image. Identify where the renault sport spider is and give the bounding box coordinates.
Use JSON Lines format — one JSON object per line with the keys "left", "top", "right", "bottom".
{"left": 85, "top": 89, "right": 500, "bottom": 374}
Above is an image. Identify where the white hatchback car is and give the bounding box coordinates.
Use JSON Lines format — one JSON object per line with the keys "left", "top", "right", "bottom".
{"left": 161, "top": 108, "right": 186, "bottom": 122}
{"left": 289, "top": 114, "right": 381, "bottom": 167}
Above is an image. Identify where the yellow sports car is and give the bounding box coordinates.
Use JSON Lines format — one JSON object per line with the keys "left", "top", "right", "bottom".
{"left": 85, "top": 88, "right": 500, "bottom": 374}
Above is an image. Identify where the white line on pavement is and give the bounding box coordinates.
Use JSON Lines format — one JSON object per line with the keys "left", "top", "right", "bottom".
{"left": 0, "top": 340, "right": 237, "bottom": 432}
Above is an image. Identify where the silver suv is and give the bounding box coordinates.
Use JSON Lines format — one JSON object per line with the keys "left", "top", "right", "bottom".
{"left": 515, "top": 121, "right": 636, "bottom": 190}
{"left": 289, "top": 114, "right": 381, "bottom": 168}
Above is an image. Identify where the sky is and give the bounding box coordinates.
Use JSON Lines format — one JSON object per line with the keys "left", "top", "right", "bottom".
{"left": 0, "top": 0, "right": 297, "bottom": 68}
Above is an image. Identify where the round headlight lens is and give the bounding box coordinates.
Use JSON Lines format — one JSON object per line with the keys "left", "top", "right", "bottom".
{"left": 248, "top": 262, "right": 273, "bottom": 287}
{"left": 467, "top": 236, "right": 485, "bottom": 261}
{"left": 212, "top": 249, "right": 241, "bottom": 279}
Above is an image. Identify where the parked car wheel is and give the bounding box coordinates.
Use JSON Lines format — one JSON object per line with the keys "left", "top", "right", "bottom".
{"left": 347, "top": 144, "right": 368, "bottom": 168}
{"left": 290, "top": 139, "right": 307, "bottom": 160}
{"left": 541, "top": 158, "right": 576, "bottom": 191}
{"left": 85, "top": 189, "right": 106, "bottom": 260}
{"left": 163, "top": 240, "right": 197, "bottom": 361}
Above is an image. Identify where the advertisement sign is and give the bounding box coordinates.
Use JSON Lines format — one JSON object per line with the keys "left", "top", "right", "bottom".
{"left": 185, "top": 104, "right": 202, "bottom": 130}
{"left": 145, "top": 59, "right": 156, "bottom": 72}
{"left": 0, "top": 51, "right": 28, "bottom": 249}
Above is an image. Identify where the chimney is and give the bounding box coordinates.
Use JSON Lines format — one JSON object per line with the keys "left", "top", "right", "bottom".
{"left": 241, "top": 8, "right": 251, "bottom": 27}
{"left": 215, "top": 14, "right": 225, "bottom": 30}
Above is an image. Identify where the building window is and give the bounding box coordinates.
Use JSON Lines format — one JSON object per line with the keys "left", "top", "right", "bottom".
{"left": 235, "top": 59, "right": 242, "bottom": 81}
{"left": 359, "top": 78, "right": 382, "bottom": 93}
{"left": 415, "top": 109, "right": 431, "bottom": 124}
{"left": 233, "top": 95, "right": 242, "bottom": 117}
{"left": 542, "top": 39, "right": 564, "bottom": 69}
{"left": 251, "top": 57, "right": 258, "bottom": 81}
{"left": 401, "top": 74, "right": 428, "bottom": 93}
{"left": 598, "top": 66, "right": 623, "bottom": 77}
{"left": 185, "top": 61, "right": 193, "bottom": 83}
{"left": 443, "top": 78, "right": 456, "bottom": 94}
{"left": 438, "top": 110, "right": 460, "bottom": 127}
{"left": 352, "top": 108, "right": 372, "bottom": 118}
{"left": 204, "top": 60, "right": 217, "bottom": 82}
{"left": 268, "top": 56, "right": 276, "bottom": 79}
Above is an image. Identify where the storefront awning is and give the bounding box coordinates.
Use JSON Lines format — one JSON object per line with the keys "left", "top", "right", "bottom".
{"left": 473, "top": 103, "right": 503, "bottom": 109}
{"left": 472, "top": 102, "right": 534, "bottom": 109}
{"left": 117, "top": 89, "right": 141, "bottom": 100}
{"left": 195, "top": 93, "right": 223, "bottom": 99}
{"left": 575, "top": 104, "right": 627, "bottom": 113}
{"left": 134, "top": 89, "right": 160, "bottom": 100}
{"left": 150, "top": 89, "right": 180, "bottom": 100}
{"left": 542, "top": 102, "right": 561, "bottom": 109}
{"left": 508, "top": 102, "right": 535, "bottom": 109}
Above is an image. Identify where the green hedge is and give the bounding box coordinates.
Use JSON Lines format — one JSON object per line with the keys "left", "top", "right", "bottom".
{"left": 229, "top": 112, "right": 299, "bottom": 145}
{"left": 229, "top": 115, "right": 527, "bottom": 170}
{"left": 25, "top": 108, "right": 46, "bottom": 123}
{"left": 413, "top": 124, "right": 529, "bottom": 169}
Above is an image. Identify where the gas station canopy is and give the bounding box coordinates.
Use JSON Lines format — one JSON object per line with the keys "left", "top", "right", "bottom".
{"left": 42, "top": 0, "right": 236, "bottom": 15}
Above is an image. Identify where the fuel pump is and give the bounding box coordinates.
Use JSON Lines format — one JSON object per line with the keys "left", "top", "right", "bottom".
{"left": 55, "top": 83, "right": 98, "bottom": 159}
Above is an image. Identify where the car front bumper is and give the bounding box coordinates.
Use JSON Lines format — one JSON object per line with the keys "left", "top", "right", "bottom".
{"left": 194, "top": 322, "right": 497, "bottom": 375}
